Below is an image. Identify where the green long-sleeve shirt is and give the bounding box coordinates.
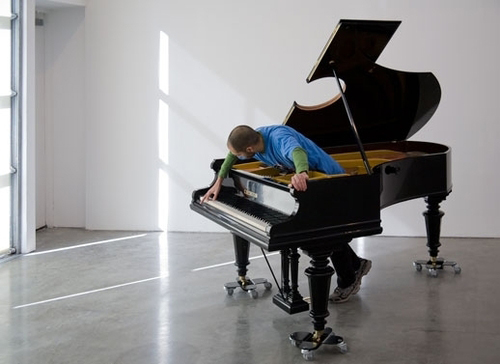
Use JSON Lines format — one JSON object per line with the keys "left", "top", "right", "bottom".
{"left": 218, "top": 147, "right": 309, "bottom": 178}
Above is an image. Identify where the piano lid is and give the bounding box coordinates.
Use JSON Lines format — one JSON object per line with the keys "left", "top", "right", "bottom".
{"left": 284, "top": 19, "right": 441, "bottom": 148}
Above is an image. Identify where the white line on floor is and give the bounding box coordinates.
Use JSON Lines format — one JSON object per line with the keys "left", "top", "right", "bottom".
{"left": 25, "top": 234, "right": 148, "bottom": 256}
{"left": 191, "top": 251, "right": 279, "bottom": 272}
{"left": 12, "top": 275, "right": 167, "bottom": 309}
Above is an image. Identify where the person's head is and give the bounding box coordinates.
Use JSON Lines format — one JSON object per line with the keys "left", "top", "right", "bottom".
{"left": 227, "top": 125, "right": 262, "bottom": 159}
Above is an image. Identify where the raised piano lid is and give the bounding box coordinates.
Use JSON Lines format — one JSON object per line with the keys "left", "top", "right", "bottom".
{"left": 284, "top": 19, "right": 442, "bottom": 148}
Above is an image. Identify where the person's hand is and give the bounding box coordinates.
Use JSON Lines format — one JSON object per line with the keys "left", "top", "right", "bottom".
{"left": 201, "top": 177, "right": 223, "bottom": 203}
{"left": 289, "top": 171, "right": 309, "bottom": 191}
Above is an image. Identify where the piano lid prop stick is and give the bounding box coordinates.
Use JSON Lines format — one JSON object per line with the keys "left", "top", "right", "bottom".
{"left": 329, "top": 61, "right": 372, "bottom": 175}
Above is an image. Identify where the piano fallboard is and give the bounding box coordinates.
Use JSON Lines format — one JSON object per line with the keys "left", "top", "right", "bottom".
{"left": 192, "top": 161, "right": 382, "bottom": 251}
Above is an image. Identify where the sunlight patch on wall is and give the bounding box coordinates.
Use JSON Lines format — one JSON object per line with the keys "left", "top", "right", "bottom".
{"left": 157, "top": 30, "right": 171, "bottom": 347}
{"left": 158, "top": 99, "right": 169, "bottom": 165}
{"left": 158, "top": 99, "right": 169, "bottom": 231}
{"left": 159, "top": 31, "right": 169, "bottom": 96}
{"left": 158, "top": 31, "right": 170, "bottom": 231}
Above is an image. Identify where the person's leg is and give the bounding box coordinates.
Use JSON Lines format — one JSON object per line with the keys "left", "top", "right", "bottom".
{"left": 330, "top": 243, "right": 360, "bottom": 288}
{"left": 330, "top": 243, "right": 371, "bottom": 303}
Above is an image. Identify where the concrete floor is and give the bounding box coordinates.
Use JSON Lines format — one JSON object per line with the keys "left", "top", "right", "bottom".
{"left": 1, "top": 229, "right": 499, "bottom": 364}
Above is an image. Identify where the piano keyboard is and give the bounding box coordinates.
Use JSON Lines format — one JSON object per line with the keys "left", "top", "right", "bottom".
{"left": 202, "top": 192, "right": 291, "bottom": 233}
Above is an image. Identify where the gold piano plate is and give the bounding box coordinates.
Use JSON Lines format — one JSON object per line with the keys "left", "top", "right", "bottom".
{"left": 232, "top": 149, "right": 412, "bottom": 184}
{"left": 232, "top": 162, "right": 282, "bottom": 176}
{"left": 332, "top": 149, "right": 407, "bottom": 161}
{"left": 332, "top": 149, "right": 409, "bottom": 176}
{"left": 273, "top": 171, "right": 348, "bottom": 185}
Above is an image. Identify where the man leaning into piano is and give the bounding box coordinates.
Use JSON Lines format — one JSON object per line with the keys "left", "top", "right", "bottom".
{"left": 201, "top": 124, "right": 372, "bottom": 303}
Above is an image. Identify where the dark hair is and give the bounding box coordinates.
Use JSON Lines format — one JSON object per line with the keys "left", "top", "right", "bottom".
{"left": 227, "top": 125, "right": 260, "bottom": 152}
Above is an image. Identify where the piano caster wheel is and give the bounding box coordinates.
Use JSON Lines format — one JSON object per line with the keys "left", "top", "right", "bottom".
{"left": 337, "top": 341, "right": 348, "bottom": 354}
{"left": 301, "top": 350, "right": 315, "bottom": 361}
{"left": 429, "top": 268, "right": 438, "bottom": 278}
{"left": 224, "top": 277, "right": 270, "bottom": 298}
{"left": 299, "top": 341, "right": 347, "bottom": 360}
{"left": 413, "top": 259, "right": 461, "bottom": 277}
{"left": 290, "top": 327, "right": 346, "bottom": 360}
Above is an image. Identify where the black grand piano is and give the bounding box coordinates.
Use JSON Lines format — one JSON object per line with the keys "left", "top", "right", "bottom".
{"left": 190, "top": 19, "right": 459, "bottom": 359}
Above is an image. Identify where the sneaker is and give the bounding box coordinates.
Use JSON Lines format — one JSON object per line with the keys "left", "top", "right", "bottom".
{"left": 329, "top": 284, "right": 360, "bottom": 303}
{"left": 329, "top": 258, "right": 372, "bottom": 303}
{"left": 356, "top": 258, "right": 372, "bottom": 282}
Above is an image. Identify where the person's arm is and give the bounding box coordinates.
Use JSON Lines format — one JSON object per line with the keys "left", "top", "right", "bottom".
{"left": 218, "top": 152, "right": 238, "bottom": 179}
{"left": 292, "top": 147, "right": 308, "bottom": 174}
{"left": 289, "top": 147, "right": 309, "bottom": 191}
{"left": 201, "top": 152, "right": 237, "bottom": 203}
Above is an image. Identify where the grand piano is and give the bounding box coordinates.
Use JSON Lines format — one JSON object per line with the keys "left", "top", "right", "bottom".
{"left": 190, "top": 19, "right": 458, "bottom": 359}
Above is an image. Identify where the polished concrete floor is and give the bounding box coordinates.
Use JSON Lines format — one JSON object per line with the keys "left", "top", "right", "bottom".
{"left": 1, "top": 229, "right": 500, "bottom": 364}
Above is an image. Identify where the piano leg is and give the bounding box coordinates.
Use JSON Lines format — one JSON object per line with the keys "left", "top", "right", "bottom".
{"left": 272, "top": 248, "right": 309, "bottom": 314}
{"left": 223, "top": 234, "right": 272, "bottom": 298}
{"left": 303, "top": 246, "right": 334, "bottom": 333}
{"left": 289, "top": 244, "right": 347, "bottom": 359}
{"left": 413, "top": 194, "right": 461, "bottom": 277}
{"left": 290, "top": 248, "right": 308, "bottom": 307}
{"left": 233, "top": 234, "right": 250, "bottom": 278}
{"left": 281, "top": 249, "right": 291, "bottom": 296}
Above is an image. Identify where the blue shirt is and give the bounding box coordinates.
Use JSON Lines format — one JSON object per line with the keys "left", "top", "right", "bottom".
{"left": 254, "top": 125, "right": 344, "bottom": 174}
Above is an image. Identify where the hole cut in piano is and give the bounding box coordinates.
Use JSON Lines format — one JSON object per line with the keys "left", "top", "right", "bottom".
{"left": 232, "top": 149, "right": 408, "bottom": 185}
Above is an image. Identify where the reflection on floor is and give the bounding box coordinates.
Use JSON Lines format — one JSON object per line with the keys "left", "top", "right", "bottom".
{"left": 1, "top": 228, "right": 499, "bottom": 363}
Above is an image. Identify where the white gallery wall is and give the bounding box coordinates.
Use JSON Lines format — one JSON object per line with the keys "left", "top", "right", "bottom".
{"left": 36, "top": 0, "right": 500, "bottom": 237}
{"left": 36, "top": 6, "right": 86, "bottom": 228}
